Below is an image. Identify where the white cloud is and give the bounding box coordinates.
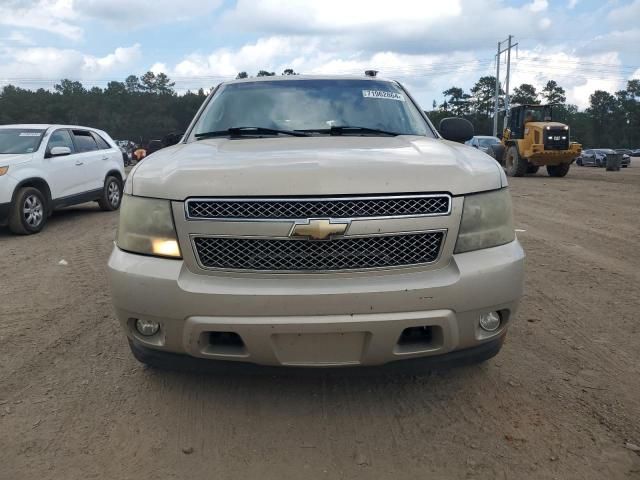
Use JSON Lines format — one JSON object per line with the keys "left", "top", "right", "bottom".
{"left": 150, "top": 63, "right": 169, "bottom": 75}
{"left": 0, "top": 44, "right": 142, "bottom": 85}
{"left": 4, "top": 31, "right": 36, "bottom": 45}
{"left": 82, "top": 44, "right": 142, "bottom": 73}
{"left": 222, "top": 0, "right": 462, "bottom": 33}
{"left": 539, "top": 17, "right": 552, "bottom": 29}
{"left": 579, "top": 29, "right": 640, "bottom": 55}
{"left": 154, "top": 35, "right": 491, "bottom": 105}
{"left": 528, "top": 0, "right": 548, "bottom": 13}
{"left": 509, "top": 49, "right": 624, "bottom": 109}
{"left": 0, "top": 0, "right": 225, "bottom": 40}
{"left": 0, "top": 0, "right": 81, "bottom": 40}
{"left": 0, "top": 0, "right": 636, "bottom": 112}
{"left": 75, "top": 0, "right": 224, "bottom": 26}
{"left": 219, "top": 0, "right": 554, "bottom": 54}
{"left": 607, "top": 0, "right": 640, "bottom": 29}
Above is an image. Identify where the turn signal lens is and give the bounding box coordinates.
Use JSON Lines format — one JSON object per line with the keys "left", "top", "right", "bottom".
{"left": 151, "top": 239, "right": 181, "bottom": 257}
{"left": 0, "top": 166, "right": 8, "bottom": 176}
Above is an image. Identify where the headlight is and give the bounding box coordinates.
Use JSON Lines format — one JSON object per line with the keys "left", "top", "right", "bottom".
{"left": 116, "top": 195, "right": 182, "bottom": 258}
{"left": 454, "top": 188, "right": 515, "bottom": 254}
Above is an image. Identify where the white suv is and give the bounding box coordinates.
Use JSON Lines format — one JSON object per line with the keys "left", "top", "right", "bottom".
{"left": 109, "top": 75, "right": 524, "bottom": 371}
{"left": 0, "top": 124, "right": 125, "bottom": 234}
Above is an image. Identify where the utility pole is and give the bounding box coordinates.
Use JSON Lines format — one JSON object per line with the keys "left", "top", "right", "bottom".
{"left": 493, "top": 42, "right": 501, "bottom": 136}
{"left": 505, "top": 35, "right": 513, "bottom": 113}
{"left": 493, "top": 35, "right": 518, "bottom": 136}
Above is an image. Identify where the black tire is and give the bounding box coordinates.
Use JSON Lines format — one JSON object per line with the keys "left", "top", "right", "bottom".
{"left": 576, "top": 158, "right": 583, "bottom": 166}
{"left": 488, "top": 144, "right": 506, "bottom": 165}
{"left": 505, "top": 145, "right": 528, "bottom": 177}
{"left": 527, "top": 165, "right": 540, "bottom": 174}
{"left": 622, "top": 164, "right": 628, "bottom": 168}
{"left": 547, "top": 163, "right": 571, "bottom": 177}
{"left": 8, "top": 187, "right": 47, "bottom": 235}
{"left": 98, "top": 175, "right": 123, "bottom": 211}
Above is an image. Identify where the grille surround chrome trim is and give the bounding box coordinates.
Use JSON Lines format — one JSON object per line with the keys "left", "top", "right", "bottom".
{"left": 190, "top": 229, "right": 447, "bottom": 274}
{"left": 184, "top": 194, "right": 452, "bottom": 221}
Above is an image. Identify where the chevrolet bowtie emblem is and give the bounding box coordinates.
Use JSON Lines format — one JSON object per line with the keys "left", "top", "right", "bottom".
{"left": 290, "top": 219, "right": 349, "bottom": 240}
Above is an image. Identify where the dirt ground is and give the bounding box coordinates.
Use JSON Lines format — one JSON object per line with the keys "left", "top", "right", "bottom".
{"left": 1, "top": 161, "right": 639, "bottom": 480}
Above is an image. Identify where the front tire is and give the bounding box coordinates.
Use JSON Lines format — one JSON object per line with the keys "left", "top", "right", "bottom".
{"left": 547, "top": 163, "right": 571, "bottom": 177}
{"left": 8, "top": 187, "right": 47, "bottom": 235}
{"left": 505, "top": 145, "right": 528, "bottom": 177}
{"left": 488, "top": 144, "right": 506, "bottom": 165}
{"left": 98, "top": 176, "right": 123, "bottom": 211}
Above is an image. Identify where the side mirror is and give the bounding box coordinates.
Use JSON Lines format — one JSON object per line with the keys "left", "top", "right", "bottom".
{"left": 49, "top": 146, "right": 72, "bottom": 157}
{"left": 473, "top": 144, "right": 479, "bottom": 149}
{"left": 439, "top": 117, "right": 474, "bottom": 143}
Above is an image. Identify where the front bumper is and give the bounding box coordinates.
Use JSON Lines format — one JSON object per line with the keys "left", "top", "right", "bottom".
{"left": 528, "top": 143, "right": 581, "bottom": 165}
{"left": 108, "top": 240, "right": 525, "bottom": 367}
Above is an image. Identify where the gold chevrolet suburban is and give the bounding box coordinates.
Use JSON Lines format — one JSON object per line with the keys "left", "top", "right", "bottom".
{"left": 108, "top": 75, "right": 525, "bottom": 370}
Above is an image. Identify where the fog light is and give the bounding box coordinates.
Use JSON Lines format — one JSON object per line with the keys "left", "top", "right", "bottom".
{"left": 135, "top": 318, "right": 160, "bottom": 336}
{"left": 479, "top": 311, "right": 501, "bottom": 332}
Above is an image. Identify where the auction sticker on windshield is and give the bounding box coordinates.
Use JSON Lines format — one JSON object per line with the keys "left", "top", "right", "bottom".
{"left": 362, "top": 90, "right": 405, "bottom": 101}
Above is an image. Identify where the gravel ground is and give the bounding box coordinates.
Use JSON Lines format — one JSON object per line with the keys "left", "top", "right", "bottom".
{"left": 1, "top": 161, "right": 639, "bottom": 479}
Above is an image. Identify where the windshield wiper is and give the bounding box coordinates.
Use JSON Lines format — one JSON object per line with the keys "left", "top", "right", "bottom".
{"left": 296, "top": 126, "right": 401, "bottom": 136}
{"left": 195, "top": 127, "right": 309, "bottom": 139}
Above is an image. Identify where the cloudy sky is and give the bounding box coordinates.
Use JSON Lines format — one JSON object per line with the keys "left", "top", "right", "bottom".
{"left": 0, "top": 0, "right": 639, "bottom": 109}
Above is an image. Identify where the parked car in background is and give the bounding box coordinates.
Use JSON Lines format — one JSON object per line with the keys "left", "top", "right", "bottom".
{"left": 0, "top": 124, "right": 125, "bottom": 234}
{"left": 594, "top": 148, "right": 629, "bottom": 168}
{"left": 577, "top": 149, "right": 629, "bottom": 168}
{"left": 576, "top": 149, "right": 605, "bottom": 167}
{"left": 115, "top": 140, "right": 136, "bottom": 166}
{"left": 147, "top": 139, "right": 163, "bottom": 155}
{"left": 631, "top": 149, "right": 640, "bottom": 157}
{"left": 615, "top": 148, "right": 632, "bottom": 156}
{"left": 466, "top": 135, "right": 501, "bottom": 154}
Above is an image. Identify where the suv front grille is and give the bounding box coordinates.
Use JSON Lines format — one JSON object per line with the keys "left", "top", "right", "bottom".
{"left": 193, "top": 231, "right": 445, "bottom": 272}
{"left": 186, "top": 194, "right": 451, "bottom": 220}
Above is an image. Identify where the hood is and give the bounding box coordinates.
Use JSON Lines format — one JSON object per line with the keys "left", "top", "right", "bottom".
{"left": 130, "top": 136, "right": 504, "bottom": 199}
{"left": 0, "top": 153, "right": 34, "bottom": 167}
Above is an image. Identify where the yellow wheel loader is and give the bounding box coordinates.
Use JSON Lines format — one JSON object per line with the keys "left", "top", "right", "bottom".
{"left": 489, "top": 104, "right": 581, "bottom": 177}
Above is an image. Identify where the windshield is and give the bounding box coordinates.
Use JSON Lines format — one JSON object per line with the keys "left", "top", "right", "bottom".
{"left": 193, "top": 79, "right": 432, "bottom": 137}
{"left": 478, "top": 137, "right": 500, "bottom": 147}
{"left": 0, "top": 128, "right": 46, "bottom": 154}
{"left": 523, "top": 106, "right": 552, "bottom": 123}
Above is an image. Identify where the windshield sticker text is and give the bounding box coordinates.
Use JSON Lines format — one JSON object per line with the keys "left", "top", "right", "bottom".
{"left": 362, "top": 90, "right": 405, "bottom": 101}
{"left": 19, "top": 132, "right": 41, "bottom": 137}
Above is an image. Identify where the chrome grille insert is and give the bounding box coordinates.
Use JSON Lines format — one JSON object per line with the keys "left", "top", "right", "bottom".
{"left": 192, "top": 231, "right": 445, "bottom": 272}
{"left": 186, "top": 194, "right": 451, "bottom": 220}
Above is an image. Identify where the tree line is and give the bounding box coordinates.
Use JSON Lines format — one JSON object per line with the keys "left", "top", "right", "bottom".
{"left": 429, "top": 76, "right": 640, "bottom": 148}
{"left": 1, "top": 70, "right": 638, "bottom": 148}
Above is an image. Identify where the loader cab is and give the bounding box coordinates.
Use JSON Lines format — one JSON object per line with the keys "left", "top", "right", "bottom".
{"left": 507, "top": 105, "right": 553, "bottom": 139}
